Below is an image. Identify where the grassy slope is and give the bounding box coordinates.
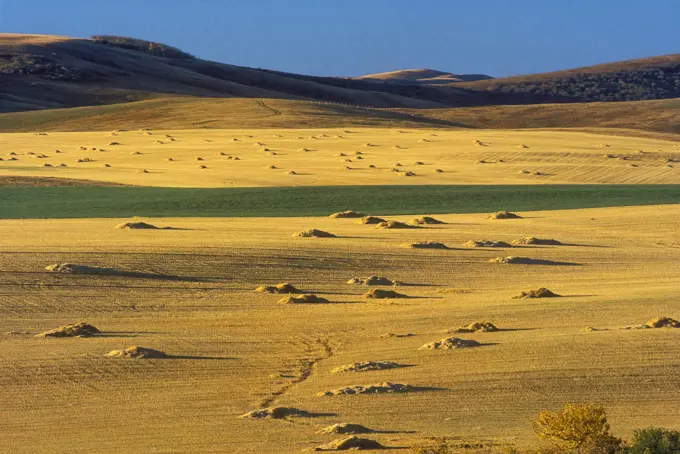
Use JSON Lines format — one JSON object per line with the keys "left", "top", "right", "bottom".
{"left": 1, "top": 185, "right": 679, "bottom": 219}
{"left": 0, "top": 96, "right": 678, "bottom": 135}
{"left": 395, "top": 98, "right": 680, "bottom": 135}
{"left": 0, "top": 98, "right": 459, "bottom": 132}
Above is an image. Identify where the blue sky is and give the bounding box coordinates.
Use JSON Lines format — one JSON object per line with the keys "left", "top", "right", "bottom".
{"left": 0, "top": 0, "right": 677, "bottom": 78}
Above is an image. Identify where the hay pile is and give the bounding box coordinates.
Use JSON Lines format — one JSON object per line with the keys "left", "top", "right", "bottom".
{"left": 363, "top": 289, "right": 406, "bottom": 299}
{"left": 513, "top": 288, "right": 560, "bottom": 299}
{"left": 405, "top": 242, "right": 448, "bottom": 249}
{"left": 255, "top": 283, "right": 300, "bottom": 294}
{"left": 451, "top": 322, "right": 499, "bottom": 333}
{"left": 278, "top": 294, "right": 329, "bottom": 304}
{"left": 46, "top": 263, "right": 115, "bottom": 275}
{"left": 464, "top": 240, "right": 511, "bottom": 248}
{"left": 489, "top": 256, "right": 533, "bottom": 264}
{"left": 330, "top": 361, "right": 402, "bottom": 373}
{"left": 488, "top": 211, "right": 522, "bottom": 219}
{"left": 400, "top": 171, "right": 416, "bottom": 177}
{"left": 434, "top": 168, "right": 444, "bottom": 173}
{"left": 356, "top": 216, "right": 386, "bottom": 225}
{"left": 116, "top": 221, "right": 159, "bottom": 229}
{"left": 512, "top": 237, "right": 562, "bottom": 245}
{"left": 36, "top": 322, "right": 101, "bottom": 338}
{"left": 420, "top": 337, "right": 481, "bottom": 350}
{"left": 411, "top": 216, "right": 444, "bottom": 225}
{"left": 347, "top": 276, "right": 398, "bottom": 286}
{"left": 293, "top": 229, "right": 336, "bottom": 238}
{"left": 318, "top": 382, "right": 414, "bottom": 396}
{"left": 314, "top": 437, "right": 384, "bottom": 451}
{"left": 240, "top": 407, "right": 311, "bottom": 419}
{"left": 329, "top": 210, "right": 364, "bottom": 219}
{"left": 375, "top": 220, "right": 417, "bottom": 229}
{"left": 380, "top": 332, "right": 414, "bottom": 338}
{"left": 318, "top": 423, "right": 374, "bottom": 434}
{"left": 106, "top": 346, "right": 168, "bottom": 358}
{"left": 645, "top": 317, "right": 680, "bottom": 328}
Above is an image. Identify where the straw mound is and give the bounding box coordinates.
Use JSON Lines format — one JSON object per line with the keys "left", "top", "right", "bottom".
{"left": 489, "top": 256, "right": 534, "bottom": 264}
{"left": 363, "top": 289, "right": 407, "bottom": 299}
{"left": 278, "top": 294, "right": 329, "bottom": 304}
{"left": 380, "top": 332, "right": 415, "bottom": 338}
{"left": 329, "top": 210, "right": 364, "bottom": 219}
{"left": 513, "top": 288, "right": 560, "bottom": 299}
{"left": 488, "top": 211, "right": 522, "bottom": 219}
{"left": 330, "top": 361, "right": 402, "bottom": 373}
{"left": 317, "top": 423, "right": 374, "bottom": 434}
{"left": 411, "top": 216, "right": 445, "bottom": 225}
{"left": 255, "top": 283, "right": 300, "bottom": 294}
{"left": 116, "top": 221, "right": 159, "bottom": 229}
{"left": 46, "top": 263, "right": 116, "bottom": 275}
{"left": 400, "top": 171, "right": 416, "bottom": 177}
{"left": 420, "top": 337, "right": 481, "bottom": 350}
{"left": 512, "top": 237, "right": 562, "bottom": 245}
{"left": 36, "top": 322, "right": 101, "bottom": 338}
{"left": 465, "top": 240, "right": 511, "bottom": 248}
{"left": 347, "top": 276, "right": 398, "bottom": 286}
{"left": 434, "top": 168, "right": 444, "bottom": 173}
{"left": 106, "top": 346, "right": 168, "bottom": 358}
{"left": 293, "top": 229, "right": 336, "bottom": 238}
{"left": 356, "top": 216, "right": 386, "bottom": 225}
{"left": 314, "top": 436, "right": 384, "bottom": 451}
{"left": 240, "top": 407, "right": 311, "bottom": 419}
{"left": 318, "top": 382, "right": 414, "bottom": 397}
{"left": 405, "top": 242, "right": 448, "bottom": 249}
{"left": 375, "top": 220, "right": 417, "bottom": 229}
{"left": 645, "top": 317, "right": 680, "bottom": 328}
{"left": 451, "top": 322, "right": 499, "bottom": 333}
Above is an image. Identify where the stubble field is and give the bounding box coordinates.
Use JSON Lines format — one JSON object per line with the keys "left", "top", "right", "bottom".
{"left": 1, "top": 204, "right": 679, "bottom": 453}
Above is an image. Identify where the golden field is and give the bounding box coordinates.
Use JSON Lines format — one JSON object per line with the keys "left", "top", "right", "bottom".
{"left": 1, "top": 128, "right": 679, "bottom": 187}
{"left": 1, "top": 204, "right": 679, "bottom": 452}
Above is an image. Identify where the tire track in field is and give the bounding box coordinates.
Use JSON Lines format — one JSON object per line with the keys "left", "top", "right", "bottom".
{"left": 258, "top": 337, "right": 333, "bottom": 408}
{"left": 256, "top": 99, "right": 282, "bottom": 116}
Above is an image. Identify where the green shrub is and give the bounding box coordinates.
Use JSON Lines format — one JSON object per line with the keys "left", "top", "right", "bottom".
{"left": 629, "top": 427, "right": 680, "bottom": 454}
{"left": 91, "top": 35, "right": 194, "bottom": 60}
{"left": 532, "top": 404, "right": 623, "bottom": 453}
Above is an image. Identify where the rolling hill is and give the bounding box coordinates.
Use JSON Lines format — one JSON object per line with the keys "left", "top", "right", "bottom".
{"left": 358, "top": 68, "right": 493, "bottom": 84}
{"left": 458, "top": 54, "right": 680, "bottom": 102}
{"left": 2, "top": 33, "right": 680, "bottom": 116}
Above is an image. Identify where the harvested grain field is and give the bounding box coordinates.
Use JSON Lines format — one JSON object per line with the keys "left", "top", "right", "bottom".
{"left": 1, "top": 128, "right": 678, "bottom": 188}
{"left": 1, "top": 204, "right": 680, "bottom": 453}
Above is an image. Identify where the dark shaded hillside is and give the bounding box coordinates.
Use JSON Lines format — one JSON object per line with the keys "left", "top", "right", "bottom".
{"left": 459, "top": 54, "right": 680, "bottom": 102}
{"left": 1, "top": 34, "right": 679, "bottom": 115}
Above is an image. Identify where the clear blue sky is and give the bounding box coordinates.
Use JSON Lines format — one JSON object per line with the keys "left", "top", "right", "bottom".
{"left": 0, "top": 0, "right": 677, "bottom": 78}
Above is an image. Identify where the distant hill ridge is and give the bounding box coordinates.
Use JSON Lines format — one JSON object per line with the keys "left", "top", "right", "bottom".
{"left": 358, "top": 68, "right": 493, "bottom": 84}
{"left": 1, "top": 33, "right": 679, "bottom": 114}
